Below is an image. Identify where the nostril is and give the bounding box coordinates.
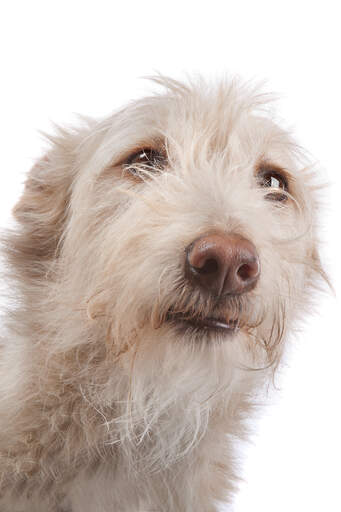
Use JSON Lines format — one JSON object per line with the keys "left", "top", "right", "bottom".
{"left": 194, "top": 258, "right": 219, "bottom": 275}
{"left": 237, "top": 263, "right": 252, "bottom": 281}
{"left": 237, "top": 261, "right": 259, "bottom": 282}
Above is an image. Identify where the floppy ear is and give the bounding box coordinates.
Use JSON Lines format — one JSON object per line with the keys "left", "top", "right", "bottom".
{"left": 7, "top": 131, "right": 79, "bottom": 283}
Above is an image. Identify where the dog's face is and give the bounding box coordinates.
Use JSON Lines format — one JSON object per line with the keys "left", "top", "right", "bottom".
{"left": 10, "top": 77, "right": 323, "bottom": 472}
{"left": 14, "top": 79, "right": 321, "bottom": 374}
{"left": 53, "top": 79, "right": 317, "bottom": 369}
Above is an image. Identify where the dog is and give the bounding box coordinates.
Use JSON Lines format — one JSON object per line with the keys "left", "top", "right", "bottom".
{"left": 0, "top": 76, "right": 324, "bottom": 511}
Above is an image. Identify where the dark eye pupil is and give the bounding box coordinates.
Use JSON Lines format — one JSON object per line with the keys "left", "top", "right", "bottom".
{"left": 263, "top": 173, "right": 286, "bottom": 190}
{"left": 126, "top": 149, "right": 165, "bottom": 168}
{"left": 136, "top": 150, "right": 153, "bottom": 163}
{"left": 257, "top": 167, "right": 289, "bottom": 202}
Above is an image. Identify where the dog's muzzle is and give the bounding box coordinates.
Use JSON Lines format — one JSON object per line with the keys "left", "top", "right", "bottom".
{"left": 166, "top": 232, "right": 260, "bottom": 334}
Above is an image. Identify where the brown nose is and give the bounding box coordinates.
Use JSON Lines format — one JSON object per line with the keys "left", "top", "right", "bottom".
{"left": 185, "top": 233, "right": 260, "bottom": 297}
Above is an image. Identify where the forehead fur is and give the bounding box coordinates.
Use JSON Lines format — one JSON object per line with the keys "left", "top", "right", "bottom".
{"left": 90, "top": 76, "right": 299, "bottom": 176}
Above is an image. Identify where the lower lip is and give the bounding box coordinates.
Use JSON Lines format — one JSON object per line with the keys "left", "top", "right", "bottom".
{"left": 196, "top": 317, "right": 238, "bottom": 331}
{"left": 167, "top": 314, "right": 239, "bottom": 334}
{"left": 188, "top": 320, "right": 239, "bottom": 334}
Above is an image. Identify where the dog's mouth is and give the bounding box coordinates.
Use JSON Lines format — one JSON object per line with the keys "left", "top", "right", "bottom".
{"left": 166, "top": 310, "right": 240, "bottom": 335}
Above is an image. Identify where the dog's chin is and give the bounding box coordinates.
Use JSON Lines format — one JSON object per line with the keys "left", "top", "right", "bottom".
{"left": 165, "top": 311, "right": 240, "bottom": 340}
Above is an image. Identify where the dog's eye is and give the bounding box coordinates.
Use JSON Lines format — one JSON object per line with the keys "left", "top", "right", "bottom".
{"left": 124, "top": 148, "right": 166, "bottom": 175}
{"left": 257, "top": 168, "right": 289, "bottom": 202}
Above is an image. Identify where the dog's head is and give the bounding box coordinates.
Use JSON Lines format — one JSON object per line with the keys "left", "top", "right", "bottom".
{"left": 5, "top": 76, "right": 326, "bottom": 472}
{"left": 9, "top": 76, "right": 324, "bottom": 424}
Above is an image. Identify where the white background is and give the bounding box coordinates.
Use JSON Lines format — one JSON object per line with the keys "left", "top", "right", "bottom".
{"left": 0, "top": 2, "right": 340, "bottom": 511}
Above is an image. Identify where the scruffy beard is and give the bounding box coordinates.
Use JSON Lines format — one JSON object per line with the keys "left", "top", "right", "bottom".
{"left": 82, "top": 273, "right": 287, "bottom": 472}
{"left": 147, "top": 276, "right": 287, "bottom": 369}
{"left": 87, "top": 268, "right": 288, "bottom": 377}
{"left": 97, "top": 294, "right": 286, "bottom": 475}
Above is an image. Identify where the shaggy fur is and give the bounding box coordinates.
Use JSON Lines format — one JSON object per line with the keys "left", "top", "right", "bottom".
{"left": 0, "top": 76, "right": 324, "bottom": 511}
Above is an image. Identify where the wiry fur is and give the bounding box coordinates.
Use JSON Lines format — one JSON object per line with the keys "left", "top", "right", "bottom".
{"left": 0, "top": 76, "right": 323, "bottom": 511}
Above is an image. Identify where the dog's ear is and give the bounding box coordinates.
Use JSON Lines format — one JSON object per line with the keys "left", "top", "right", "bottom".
{"left": 8, "top": 132, "right": 79, "bottom": 282}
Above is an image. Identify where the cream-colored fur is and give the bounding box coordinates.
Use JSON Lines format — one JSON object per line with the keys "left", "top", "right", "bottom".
{"left": 0, "top": 76, "right": 323, "bottom": 511}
